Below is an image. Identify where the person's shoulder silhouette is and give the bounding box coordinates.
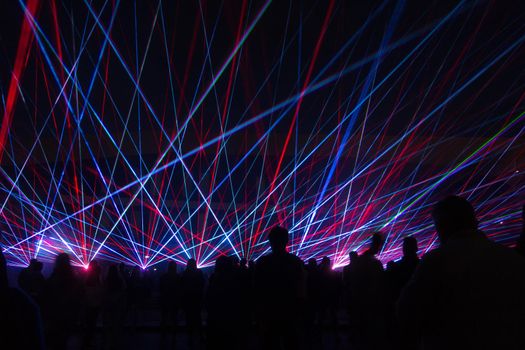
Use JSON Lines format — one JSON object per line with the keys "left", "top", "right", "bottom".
{"left": 255, "top": 226, "right": 305, "bottom": 349}
{"left": 398, "top": 195, "right": 525, "bottom": 350}
{"left": 255, "top": 226, "right": 305, "bottom": 318}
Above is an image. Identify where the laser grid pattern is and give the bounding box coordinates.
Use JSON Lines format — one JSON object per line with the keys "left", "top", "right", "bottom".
{"left": 0, "top": 0, "right": 524, "bottom": 269}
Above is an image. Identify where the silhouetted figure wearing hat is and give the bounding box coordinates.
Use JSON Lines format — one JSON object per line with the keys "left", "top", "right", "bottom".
{"left": 398, "top": 196, "right": 525, "bottom": 350}
{"left": 255, "top": 226, "right": 305, "bottom": 350}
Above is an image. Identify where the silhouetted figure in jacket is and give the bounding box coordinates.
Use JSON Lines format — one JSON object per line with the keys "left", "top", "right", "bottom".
{"left": 398, "top": 196, "right": 525, "bottom": 350}
{"left": 18, "top": 258, "right": 45, "bottom": 304}
{"left": 206, "top": 256, "right": 240, "bottom": 350}
{"left": 0, "top": 251, "right": 44, "bottom": 350}
{"left": 160, "top": 261, "right": 180, "bottom": 339}
{"left": 43, "top": 253, "right": 80, "bottom": 350}
{"left": 352, "top": 233, "right": 386, "bottom": 350}
{"left": 255, "top": 226, "right": 305, "bottom": 350}
{"left": 181, "top": 258, "right": 204, "bottom": 349}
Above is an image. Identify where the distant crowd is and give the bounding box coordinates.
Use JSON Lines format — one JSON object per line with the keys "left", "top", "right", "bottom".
{"left": 1, "top": 195, "right": 525, "bottom": 350}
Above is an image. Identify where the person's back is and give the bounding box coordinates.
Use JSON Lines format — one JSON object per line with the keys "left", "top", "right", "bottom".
{"left": 256, "top": 250, "right": 305, "bottom": 321}
{"left": 255, "top": 226, "right": 305, "bottom": 350}
{"left": 398, "top": 196, "right": 525, "bottom": 350}
{"left": 181, "top": 259, "right": 204, "bottom": 306}
{"left": 350, "top": 233, "right": 387, "bottom": 350}
{"left": 206, "top": 256, "right": 240, "bottom": 350}
{"left": 179, "top": 259, "right": 204, "bottom": 348}
{"left": 43, "top": 253, "right": 80, "bottom": 350}
{"left": 0, "top": 252, "right": 44, "bottom": 350}
{"left": 18, "top": 259, "right": 45, "bottom": 302}
{"left": 160, "top": 261, "right": 179, "bottom": 308}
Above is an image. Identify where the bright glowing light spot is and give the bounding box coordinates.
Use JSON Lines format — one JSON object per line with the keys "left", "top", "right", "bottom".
{"left": 145, "top": 255, "right": 150, "bottom": 259}
{"left": 499, "top": 221, "right": 504, "bottom": 225}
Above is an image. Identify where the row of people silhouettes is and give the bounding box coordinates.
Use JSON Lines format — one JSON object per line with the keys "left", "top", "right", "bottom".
{"left": 2, "top": 195, "right": 524, "bottom": 350}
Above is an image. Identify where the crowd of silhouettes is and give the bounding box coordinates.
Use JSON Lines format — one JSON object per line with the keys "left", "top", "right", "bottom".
{"left": 0, "top": 196, "right": 524, "bottom": 350}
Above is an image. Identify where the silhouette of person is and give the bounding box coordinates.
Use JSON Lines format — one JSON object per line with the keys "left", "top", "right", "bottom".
{"left": 103, "top": 264, "right": 126, "bottom": 350}
{"left": 83, "top": 260, "right": 103, "bottom": 349}
{"left": 351, "top": 232, "right": 386, "bottom": 350}
{"left": 0, "top": 251, "right": 44, "bottom": 350}
{"left": 206, "top": 256, "right": 240, "bottom": 350}
{"left": 342, "top": 250, "right": 359, "bottom": 327}
{"left": 385, "top": 237, "right": 419, "bottom": 350}
{"left": 318, "top": 256, "right": 340, "bottom": 327}
{"left": 18, "top": 258, "right": 45, "bottom": 304}
{"left": 180, "top": 258, "right": 204, "bottom": 349}
{"left": 305, "top": 258, "right": 320, "bottom": 327}
{"left": 255, "top": 226, "right": 305, "bottom": 350}
{"left": 236, "top": 256, "right": 252, "bottom": 344}
{"left": 395, "top": 237, "right": 419, "bottom": 288}
{"left": 398, "top": 196, "right": 525, "bottom": 350}
{"left": 42, "top": 253, "right": 80, "bottom": 350}
{"left": 160, "top": 261, "right": 180, "bottom": 339}
{"left": 126, "top": 265, "right": 142, "bottom": 328}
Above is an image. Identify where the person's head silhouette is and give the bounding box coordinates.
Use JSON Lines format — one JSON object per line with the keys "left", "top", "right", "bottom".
{"left": 28, "top": 258, "right": 39, "bottom": 270}
{"left": 186, "top": 258, "right": 197, "bottom": 271}
{"left": 432, "top": 195, "right": 478, "bottom": 244}
{"left": 268, "top": 226, "right": 289, "bottom": 254}
{"left": 53, "top": 252, "right": 72, "bottom": 275}
{"left": 167, "top": 261, "right": 177, "bottom": 274}
{"left": 369, "top": 232, "right": 384, "bottom": 255}
{"left": 349, "top": 251, "right": 358, "bottom": 263}
{"left": 307, "top": 258, "right": 317, "bottom": 268}
{"left": 402, "top": 236, "right": 418, "bottom": 258}
{"left": 320, "top": 256, "right": 331, "bottom": 271}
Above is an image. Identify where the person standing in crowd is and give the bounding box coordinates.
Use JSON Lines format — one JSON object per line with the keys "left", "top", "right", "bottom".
{"left": 206, "top": 256, "right": 240, "bottom": 350}
{"left": 180, "top": 258, "right": 205, "bottom": 349}
{"left": 82, "top": 260, "right": 103, "bottom": 349}
{"left": 342, "top": 250, "right": 359, "bottom": 329}
{"left": 352, "top": 232, "right": 386, "bottom": 350}
{"left": 42, "top": 253, "right": 81, "bottom": 350}
{"left": 398, "top": 196, "right": 525, "bottom": 350}
{"left": 305, "top": 258, "right": 320, "bottom": 327}
{"left": 0, "top": 251, "right": 44, "bottom": 350}
{"left": 160, "top": 261, "right": 180, "bottom": 343}
{"left": 103, "top": 264, "right": 126, "bottom": 350}
{"left": 18, "top": 258, "right": 45, "bottom": 304}
{"left": 318, "top": 256, "right": 341, "bottom": 327}
{"left": 255, "top": 226, "right": 306, "bottom": 350}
